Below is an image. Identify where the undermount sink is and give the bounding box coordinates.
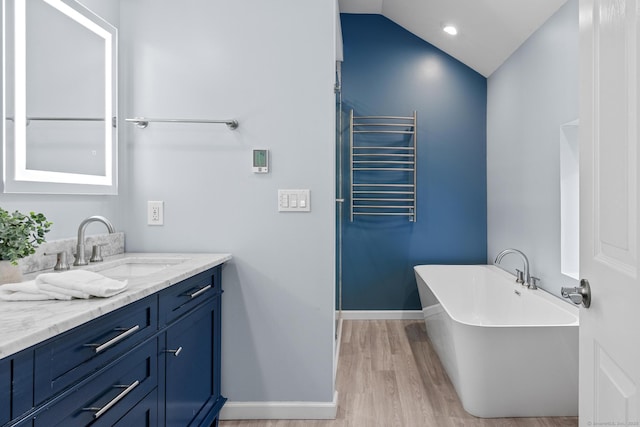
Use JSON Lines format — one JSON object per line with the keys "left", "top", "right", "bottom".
{"left": 89, "top": 257, "right": 189, "bottom": 279}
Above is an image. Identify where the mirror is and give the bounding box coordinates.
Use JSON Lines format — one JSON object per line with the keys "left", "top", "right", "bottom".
{"left": 2, "top": 0, "right": 117, "bottom": 194}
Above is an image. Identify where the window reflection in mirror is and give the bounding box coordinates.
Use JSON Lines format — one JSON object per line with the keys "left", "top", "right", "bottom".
{"left": 560, "top": 120, "right": 579, "bottom": 280}
{"left": 2, "top": 0, "right": 117, "bottom": 194}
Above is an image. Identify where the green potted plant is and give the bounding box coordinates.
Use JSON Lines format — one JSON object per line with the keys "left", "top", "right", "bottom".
{"left": 0, "top": 208, "right": 52, "bottom": 284}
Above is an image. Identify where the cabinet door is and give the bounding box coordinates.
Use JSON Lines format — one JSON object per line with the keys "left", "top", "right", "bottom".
{"left": 4, "top": 350, "right": 34, "bottom": 423}
{"left": 0, "top": 358, "right": 9, "bottom": 425}
{"left": 164, "top": 297, "right": 218, "bottom": 426}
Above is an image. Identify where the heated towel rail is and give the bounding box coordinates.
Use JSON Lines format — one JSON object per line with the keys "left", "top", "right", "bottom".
{"left": 349, "top": 110, "right": 417, "bottom": 222}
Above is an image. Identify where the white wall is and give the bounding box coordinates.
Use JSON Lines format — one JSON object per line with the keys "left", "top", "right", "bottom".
{"left": 487, "top": 0, "right": 579, "bottom": 297}
{"left": 0, "top": 0, "right": 121, "bottom": 240}
{"left": 119, "top": 0, "right": 336, "bottom": 407}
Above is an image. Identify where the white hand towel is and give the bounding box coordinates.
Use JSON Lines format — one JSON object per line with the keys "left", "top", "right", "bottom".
{"left": 37, "top": 283, "right": 91, "bottom": 299}
{"left": 0, "top": 271, "right": 128, "bottom": 301}
{"left": 0, "top": 280, "right": 72, "bottom": 301}
{"left": 36, "top": 270, "right": 128, "bottom": 298}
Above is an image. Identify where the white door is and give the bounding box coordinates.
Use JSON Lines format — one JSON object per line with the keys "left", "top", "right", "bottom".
{"left": 579, "top": 0, "right": 640, "bottom": 425}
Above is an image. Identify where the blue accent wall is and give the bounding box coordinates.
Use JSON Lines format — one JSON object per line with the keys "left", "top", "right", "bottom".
{"left": 340, "top": 14, "right": 487, "bottom": 310}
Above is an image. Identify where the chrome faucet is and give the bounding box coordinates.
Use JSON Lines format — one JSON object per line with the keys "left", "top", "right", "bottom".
{"left": 494, "top": 248, "right": 538, "bottom": 290}
{"left": 74, "top": 216, "right": 115, "bottom": 266}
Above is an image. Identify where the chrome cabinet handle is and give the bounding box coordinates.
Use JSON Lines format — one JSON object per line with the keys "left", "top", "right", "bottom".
{"left": 84, "top": 325, "right": 140, "bottom": 353}
{"left": 185, "top": 284, "right": 211, "bottom": 299}
{"left": 164, "top": 346, "right": 183, "bottom": 357}
{"left": 561, "top": 279, "right": 591, "bottom": 308}
{"left": 82, "top": 380, "right": 140, "bottom": 419}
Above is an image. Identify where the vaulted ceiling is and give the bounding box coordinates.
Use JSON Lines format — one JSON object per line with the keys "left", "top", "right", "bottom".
{"left": 338, "top": 0, "right": 568, "bottom": 77}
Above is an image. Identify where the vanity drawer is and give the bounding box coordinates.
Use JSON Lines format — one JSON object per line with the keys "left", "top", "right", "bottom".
{"left": 112, "top": 388, "right": 157, "bottom": 427}
{"left": 159, "top": 267, "right": 220, "bottom": 325}
{"left": 34, "top": 296, "right": 157, "bottom": 404}
{"left": 33, "top": 338, "right": 157, "bottom": 427}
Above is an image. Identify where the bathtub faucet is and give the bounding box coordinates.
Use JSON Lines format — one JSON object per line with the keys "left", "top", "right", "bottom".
{"left": 494, "top": 248, "right": 538, "bottom": 290}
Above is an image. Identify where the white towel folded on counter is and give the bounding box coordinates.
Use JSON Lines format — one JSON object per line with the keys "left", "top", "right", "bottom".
{"left": 0, "top": 270, "right": 128, "bottom": 301}
{"left": 36, "top": 270, "right": 127, "bottom": 298}
{"left": 0, "top": 280, "right": 63, "bottom": 301}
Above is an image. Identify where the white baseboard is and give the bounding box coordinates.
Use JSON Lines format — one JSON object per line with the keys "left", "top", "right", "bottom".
{"left": 339, "top": 310, "right": 424, "bottom": 320}
{"left": 219, "top": 391, "right": 338, "bottom": 420}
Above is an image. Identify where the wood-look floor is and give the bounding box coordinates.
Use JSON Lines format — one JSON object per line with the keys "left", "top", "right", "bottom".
{"left": 220, "top": 320, "right": 578, "bottom": 427}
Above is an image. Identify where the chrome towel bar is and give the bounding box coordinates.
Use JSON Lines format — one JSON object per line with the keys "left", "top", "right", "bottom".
{"left": 125, "top": 117, "right": 239, "bottom": 130}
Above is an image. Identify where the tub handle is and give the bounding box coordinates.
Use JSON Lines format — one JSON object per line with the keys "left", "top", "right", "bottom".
{"left": 561, "top": 279, "right": 591, "bottom": 308}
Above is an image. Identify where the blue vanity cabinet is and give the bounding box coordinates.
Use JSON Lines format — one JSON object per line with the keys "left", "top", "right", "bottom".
{"left": 159, "top": 266, "right": 225, "bottom": 427}
{"left": 1, "top": 262, "right": 226, "bottom": 427}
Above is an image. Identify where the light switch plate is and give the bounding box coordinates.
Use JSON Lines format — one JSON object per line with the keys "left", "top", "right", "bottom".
{"left": 278, "top": 189, "right": 310, "bottom": 212}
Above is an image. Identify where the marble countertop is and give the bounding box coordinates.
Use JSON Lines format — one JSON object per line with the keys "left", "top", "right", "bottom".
{"left": 0, "top": 252, "right": 232, "bottom": 359}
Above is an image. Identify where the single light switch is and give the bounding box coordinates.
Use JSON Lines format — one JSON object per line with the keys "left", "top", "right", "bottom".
{"left": 290, "top": 194, "right": 298, "bottom": 208}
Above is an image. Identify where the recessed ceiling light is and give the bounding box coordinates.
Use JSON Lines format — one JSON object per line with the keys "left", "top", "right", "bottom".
{"left": 443, "top": 25, "right": 458, "bottom": 36}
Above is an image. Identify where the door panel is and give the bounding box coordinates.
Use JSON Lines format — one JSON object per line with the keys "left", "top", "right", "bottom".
{"left": 594, "top": 343, "right": 637, "bottom": 422}
{"left": 580, "top": 0, "right": 640, "bottom": 425}
{"left": 593, "top": 0, "right": 638, "bottom": 272}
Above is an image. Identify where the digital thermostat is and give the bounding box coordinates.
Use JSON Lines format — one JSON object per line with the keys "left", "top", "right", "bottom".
{"left": 252, "top": 149, "right": 269, "bottom": 173}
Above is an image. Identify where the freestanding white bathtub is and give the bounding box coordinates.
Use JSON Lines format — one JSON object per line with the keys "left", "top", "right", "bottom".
{"left": 413, "top": 264, "right": 579, "bottom": 418}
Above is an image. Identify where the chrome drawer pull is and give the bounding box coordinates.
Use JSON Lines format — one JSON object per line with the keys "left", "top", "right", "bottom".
{"left": 83, "top": 380, "right": 140, "bottom": 419}
{"left": 185, "top": 284, "right": 211, "bottom": 299}
{"left": 84, "top": 325, "right": 140, "bottom": 353}
{"left": 164, "top": 346, "right": 183, "bottom": 357}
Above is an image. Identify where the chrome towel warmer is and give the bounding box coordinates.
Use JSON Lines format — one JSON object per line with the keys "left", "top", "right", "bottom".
{"left": 349, "top": 110, "right": 417, "bottom": 222}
